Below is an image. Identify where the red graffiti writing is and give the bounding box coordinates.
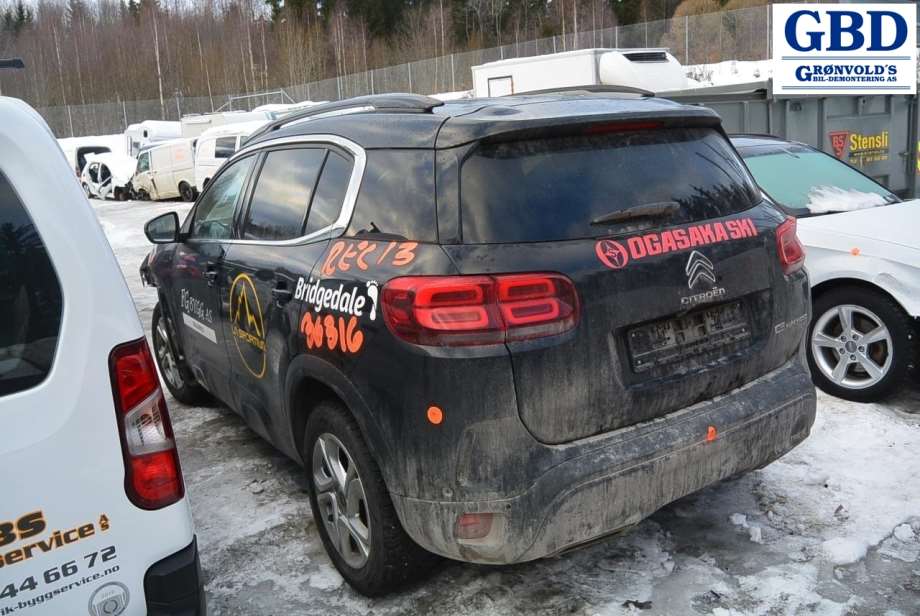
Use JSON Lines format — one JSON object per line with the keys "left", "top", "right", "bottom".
{"left": 321, "top": 240, "right": 418, "bottom": 276}
{"left": 301, "top": 313, "right": 364, "bottom": 354}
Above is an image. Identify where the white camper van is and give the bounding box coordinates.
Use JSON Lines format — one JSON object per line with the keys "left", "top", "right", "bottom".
{"left": 471, "top": 48, "right": 687, "bottom": 97}
{"left": 193, "top": 120, "right": 266, "bottom": 190}
{"left": 125, "top": 121, "right": 181, "bottom": 157}
{"left": 179, "top": 110, "right": 272, "bottom": 140}
{"left": 132, "top": 139, "right": 196, "bottom": 202}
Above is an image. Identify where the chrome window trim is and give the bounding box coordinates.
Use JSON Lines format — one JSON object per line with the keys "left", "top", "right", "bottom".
{"left": 192, "top": 134, "right": 366, "bottom": 246}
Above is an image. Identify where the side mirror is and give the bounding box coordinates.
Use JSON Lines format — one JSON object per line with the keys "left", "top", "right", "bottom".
{"left": 145, "top": 212, "right": 180, "bottom": 244}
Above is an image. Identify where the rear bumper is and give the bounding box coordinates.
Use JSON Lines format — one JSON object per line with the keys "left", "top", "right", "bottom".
{"left": 391, "top": 360, "right": 816, "bottom": 564}
{"left": 144, "top": 537, "right": 206, "bottom": 615}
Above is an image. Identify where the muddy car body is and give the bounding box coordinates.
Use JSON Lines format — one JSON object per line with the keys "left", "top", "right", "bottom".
{"left": 142, "top": 92, "right": 816, "bottom": 594}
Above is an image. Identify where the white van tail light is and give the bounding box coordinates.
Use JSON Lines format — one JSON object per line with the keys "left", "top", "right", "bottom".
{"left": 109, "top": 338, "right": 184, "bottom": 510}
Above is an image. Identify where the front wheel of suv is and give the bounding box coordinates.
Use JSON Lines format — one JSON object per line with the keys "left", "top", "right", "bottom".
{"left": 807, "top": 287, "right": 914, "bottom": 402}
{"left": 152, "top": 303, "right": 213, "bottom": 406}
{"left": 304, "top": 400, "right": 438, "bottom": 596}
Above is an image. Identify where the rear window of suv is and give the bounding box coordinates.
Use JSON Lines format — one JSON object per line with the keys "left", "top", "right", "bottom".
{"left": 460, "top": 127, "right": 759, "bottom": 244}
{"left": 0, "top": 173, "right": 63, "bottom": 396}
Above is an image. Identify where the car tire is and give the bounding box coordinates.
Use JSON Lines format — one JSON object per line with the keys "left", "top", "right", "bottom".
{"left": 304, "top": 400, "right": 438, "bottom": 596}
{"left": 179, "top": 182, "right": 196, "bottom": 202}
{"left": 152, "top": 303, "right": 213, "bottom": 406}
{"left": 807, "top": 286, "right": 915, "bottom": 402}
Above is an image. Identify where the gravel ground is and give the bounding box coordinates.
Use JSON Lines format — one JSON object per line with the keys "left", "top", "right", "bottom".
{"left": 93, "top": 198, "right": 920, "bottom": 616}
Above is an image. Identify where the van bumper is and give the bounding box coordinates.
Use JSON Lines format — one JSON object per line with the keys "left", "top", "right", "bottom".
{"left": 390, "top": 360, "right": 816, "bottom": 564}
{"left": 144, "top": 536, "right": 206, "bottom": 615}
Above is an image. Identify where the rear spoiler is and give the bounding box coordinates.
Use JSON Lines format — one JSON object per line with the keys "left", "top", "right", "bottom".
{"left": 0, "top": 58, "right": 25, "bottom": 70}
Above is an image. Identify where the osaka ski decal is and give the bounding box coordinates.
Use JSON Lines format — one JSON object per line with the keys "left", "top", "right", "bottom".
{"left": 595, "top": 218, "right": 758, "bottom": 270}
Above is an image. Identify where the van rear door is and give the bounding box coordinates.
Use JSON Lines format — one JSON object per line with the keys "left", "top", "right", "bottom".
{"left": 443, "top": 122, "right": 809, "bottom": 444}
{"left": 0, "top": 99, "right": 194, "bottom": 615}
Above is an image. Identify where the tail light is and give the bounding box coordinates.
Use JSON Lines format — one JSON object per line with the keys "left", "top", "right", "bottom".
{"left": 109, "top": 338, "right": 184, "bottom": 510}
{"left": 382, "top": 273, "right": 579, "bottom": 347}
{"left": 776, "top": 216, "right": 806, "bottom": 275}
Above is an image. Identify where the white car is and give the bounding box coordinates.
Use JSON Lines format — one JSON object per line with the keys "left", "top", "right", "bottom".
{"left": 0, "top": 97, "right": 204, "bottom": 614}
{"left": 81, "top": 152, "right": 137, "bottom": 201}
{"left": 733, "top": 135, "right": 918, "bottom": 402}
{"left": 193, "top": 120, "right": 267, "bottom": 191}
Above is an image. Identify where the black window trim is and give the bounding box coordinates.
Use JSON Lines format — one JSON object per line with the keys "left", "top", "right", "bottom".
{"left": 197, "top": 134, "right": 365, "bottom": 247}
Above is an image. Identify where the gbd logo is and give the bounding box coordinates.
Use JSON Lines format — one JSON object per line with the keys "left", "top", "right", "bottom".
{"left": 784, "top": 9, "right": 908, "bottom": 52}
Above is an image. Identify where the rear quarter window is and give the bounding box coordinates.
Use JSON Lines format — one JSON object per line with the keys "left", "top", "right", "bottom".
{"left": 460, "top": 127, "right": 758, "bottom": 244}
{"left": 347, "top": 150, "right": 436, "bottom": 242}
{"left": 0, "top": 173, "right": 63, "bottom": 397}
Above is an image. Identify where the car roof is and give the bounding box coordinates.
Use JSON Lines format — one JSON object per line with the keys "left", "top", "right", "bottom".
{"left": 729, "top": 134, "right": 808, "bottom": 149}
{"left": 245, "top": 91, "right": 722, "bottom": 151}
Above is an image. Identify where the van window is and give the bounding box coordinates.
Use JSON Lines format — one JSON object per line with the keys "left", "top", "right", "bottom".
{"left": 304, "top": 151, "right": 353, "bottom": 235}
{"left": 137, "top": 152, "right": 150, "bottom": 174}
{"left": 191, "top": 156, "right": 255, "bottom": 240}
{"left": 242, "top": 148, "right": 325, "bottom": 241}
{"left": 460, "top": 127, "right": 759, "bottom": 244}
{"left": 0, "top": 173, "right": 63, "bottom": 397}
{"left": 215, "top": 137, "right": 237, "bottom": 159}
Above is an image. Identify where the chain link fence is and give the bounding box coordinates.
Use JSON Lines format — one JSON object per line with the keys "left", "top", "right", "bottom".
{"left": 41, "top": 5, "right": 772, "bottom": 138}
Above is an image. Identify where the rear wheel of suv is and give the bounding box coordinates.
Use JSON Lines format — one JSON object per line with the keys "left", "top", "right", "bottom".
{"left": 152, "top": 303, "right": 213, "bottom": 406}
{"left": 807, "top": 287, "right": 914, "bottom": 402}
{"left": 179, "top": 182, "right": 196, "bottom": 202}
{"left": 304, "top": 400, "right": 438, "bottom": 596}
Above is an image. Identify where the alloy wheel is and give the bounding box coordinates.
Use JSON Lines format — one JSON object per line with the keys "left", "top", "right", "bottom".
{"left": 312, "top": 433, "right": 371, "bottom": 569}
{"left": 154, "top": 317, "right": 184, "bottom": 390}
{"left": 811, "top": 304, "right": 893, "bottom": 390}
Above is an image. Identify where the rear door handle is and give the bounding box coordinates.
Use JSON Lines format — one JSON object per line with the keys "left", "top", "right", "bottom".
{"left": 205, "top": 264, "right": 218, "bottom": 287}
{"left": 272, "top": 282, "right": 293, "bottom": 306}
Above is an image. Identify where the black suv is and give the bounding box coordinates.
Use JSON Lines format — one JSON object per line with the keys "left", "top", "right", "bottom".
{"left": 141, "top": 91, "right": 816, "bottom": 596}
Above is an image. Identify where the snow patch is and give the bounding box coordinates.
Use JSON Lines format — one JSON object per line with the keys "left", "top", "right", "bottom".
{"left": 308, "top": 563, "right": 343, "bottom": 590}
{"left": 822, "top": 537, "right": 869, "bottom": 566}
{"left": 805, "top": 186, "right": 889, "bottom": 214}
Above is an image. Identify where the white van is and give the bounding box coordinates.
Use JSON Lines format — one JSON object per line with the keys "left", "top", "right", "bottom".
{"left": 180, "top": 111, "right": 271, "bottom": 140}
{"left": 81, "top": 153, "right": 137, "bottom": 201}
{"left": 125, "top": 121, "right": 181, "bottom": 157}
{"left": 0, "top": 98, "right": 204, "bottom": 614}
{"left": 133, "top": 139, "right": 196, "bottom": 202}
{"left": 193, "top": 120, "right": 266, "bottom": 190}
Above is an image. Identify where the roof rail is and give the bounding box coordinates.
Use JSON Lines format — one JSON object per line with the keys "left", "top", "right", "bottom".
{"left": 520, "top": 85, "right": 655, "bottom": 98}
{"left": 0, "top": 58, "right": 25, "bottom": 70}
{"left": 248, "top": 93, "right": 444, "bottom": 142}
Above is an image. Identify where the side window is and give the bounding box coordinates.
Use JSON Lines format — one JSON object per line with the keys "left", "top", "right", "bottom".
{"left": 215, "top": 137, "right": 237, "bottom": 159}
{"left": 346, "top": 150, "right": 437, "bottom": 241}
{"left": 191, "top": 156, "right": 255, "bottom": 240}
{"left": 242, "top": 148, "right": 325, "bottom": 242}
{"left": 0, "top": 173, "right": 63, "bottom": 397}
{"left": 137, "top": 153, "right": 150, "bottom": 174}
{"left": 304, "top": 151, "right": 353, "bottom": 235}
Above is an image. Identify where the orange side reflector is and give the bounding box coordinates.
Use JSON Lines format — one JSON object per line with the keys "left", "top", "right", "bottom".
{"left": 426, "top": 405, "right": 444, "bottom": 425}
{"left": 851, "top": 247, "right": 861, "bottom": 256}
{"left": 706, "top": 426, "right": 718, "bottom": 442}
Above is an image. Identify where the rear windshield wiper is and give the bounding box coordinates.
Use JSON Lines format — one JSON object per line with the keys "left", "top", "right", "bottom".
{"left": 590, "top": 201, "right": 680, "bottom": 226}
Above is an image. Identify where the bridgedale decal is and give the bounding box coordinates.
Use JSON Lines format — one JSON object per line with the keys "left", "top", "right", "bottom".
{"left": 229, "top": 273, "right": 267, "bottom": 378}
{"left": 321, "top": 239, "right": 417, "bottom": 276}
{"left": 595, "top": 218, "right": 758, "bottom": 270}
{"left": 295, "top": 277, "right": 379, "bottom": 321}
{"left": 829, "top": 130, "right": 889, "bottom": 166}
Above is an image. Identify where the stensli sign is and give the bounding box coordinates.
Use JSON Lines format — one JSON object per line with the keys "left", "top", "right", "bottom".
{"left": 772, "top": 3, "right": 917, "bottom": 95}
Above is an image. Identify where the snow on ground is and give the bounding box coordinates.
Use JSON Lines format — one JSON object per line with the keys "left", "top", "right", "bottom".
{"left": 93, "top": 198, "right": 920, "bottom": 615}
{"left": 684, "top": 60, "right": 772, "bottom": 89}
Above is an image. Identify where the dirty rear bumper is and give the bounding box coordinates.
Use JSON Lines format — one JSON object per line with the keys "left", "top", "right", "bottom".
{"left": 390, "top": 359, "right": 816, "bottom": 564}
